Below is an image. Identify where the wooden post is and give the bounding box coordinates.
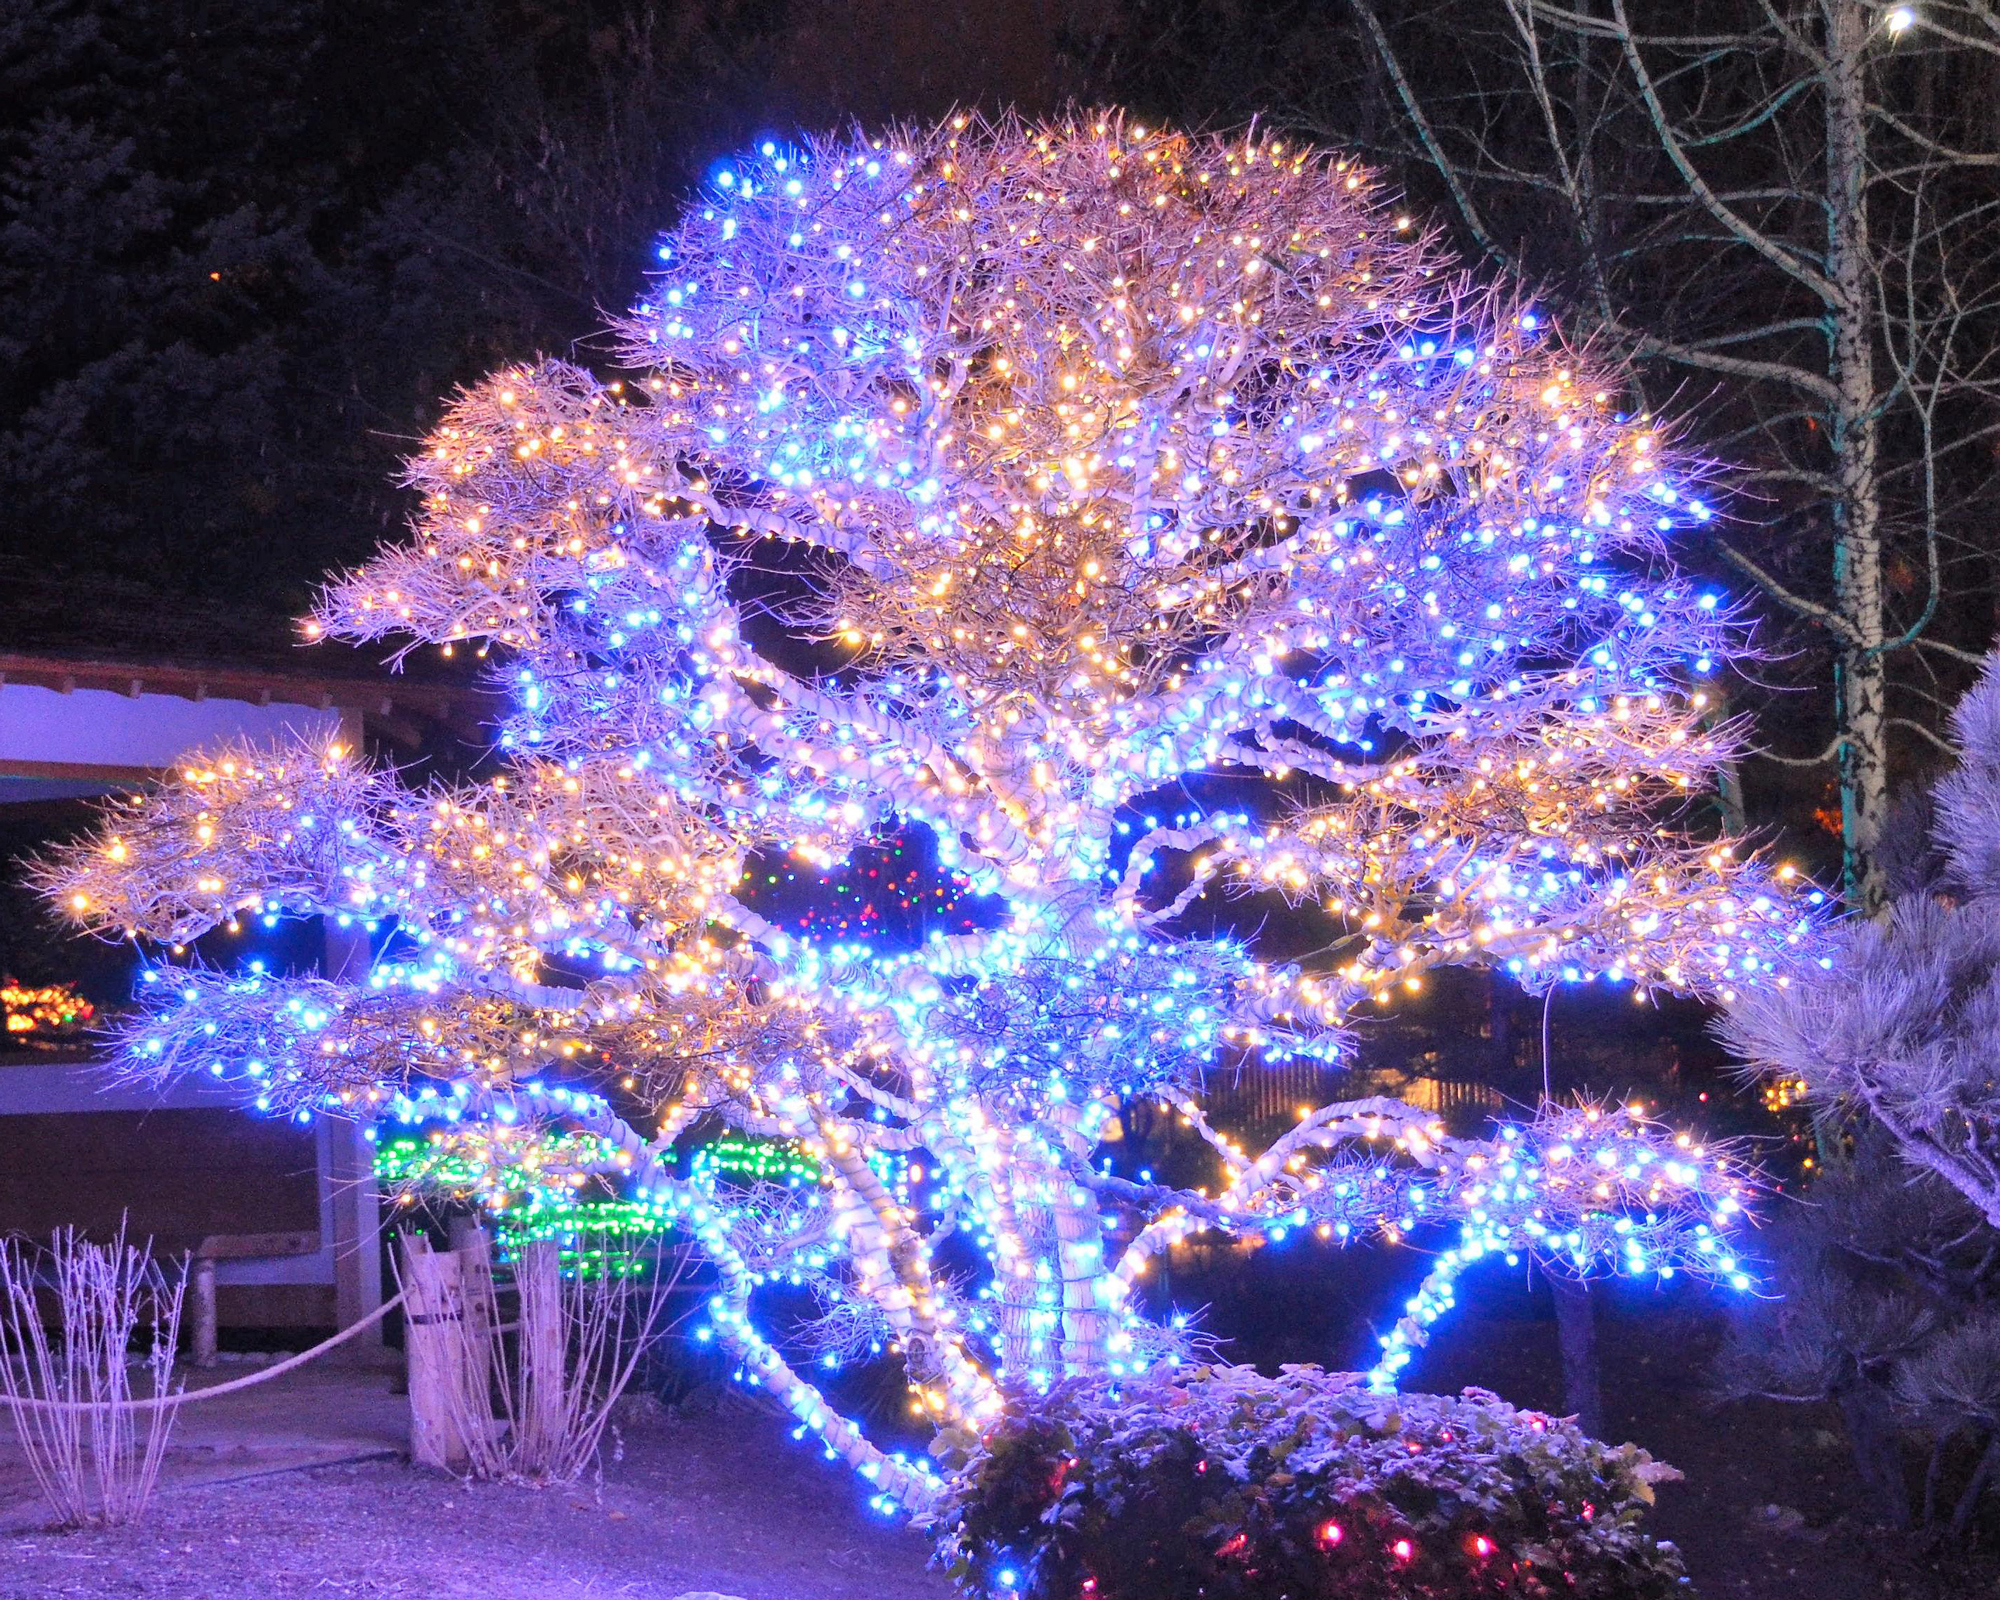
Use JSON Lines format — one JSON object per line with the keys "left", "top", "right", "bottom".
{"left": 452, "top": 1219, "right": 496, "bottom": 1451}
{"left": 400, "top": 1233, "right": 470, "bottom": 1472}
{"left": 514, "top": 1239, "right": 565, "bottom": 1472}
{"left": 190, "top": 1256, "right": 218, "bottom": 1368}
{"left": 323, "top": 918, "right": 384, "bottom": 1353}
{"left": 189, "top": 1232, "right": 314, "bottom": 1366}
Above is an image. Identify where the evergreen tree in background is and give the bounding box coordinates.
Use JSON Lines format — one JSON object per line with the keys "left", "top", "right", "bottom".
{"left": 0, "top": 1, "right": 1105, "bottom": 652}
{"left": 0, "top": 0, "right": 776, "bottom": 644}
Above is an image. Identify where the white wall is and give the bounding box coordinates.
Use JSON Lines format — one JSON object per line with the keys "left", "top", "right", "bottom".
{"left": 0, "top": 683, "right": 339, "bottom": 769}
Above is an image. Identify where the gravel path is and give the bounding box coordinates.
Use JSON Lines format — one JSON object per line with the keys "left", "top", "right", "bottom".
{"left": 0, "top": 1397, "right": 951, "bottom": 1600}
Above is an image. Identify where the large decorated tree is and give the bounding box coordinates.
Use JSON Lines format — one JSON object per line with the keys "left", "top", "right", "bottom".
{"left": 44, "top": 114, "right": 1822, "bottom": 1512}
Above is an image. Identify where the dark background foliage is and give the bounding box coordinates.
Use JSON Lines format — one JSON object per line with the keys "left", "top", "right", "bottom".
{"left": 11, "top": 1, "right": 1997, "bottom": 883}
{"left": 0, "top": 1, "right": 1126, "bottom": 655}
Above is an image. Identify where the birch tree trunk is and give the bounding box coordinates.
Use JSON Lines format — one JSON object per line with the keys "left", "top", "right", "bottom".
{"left": 1343, "top": 0, "right": 2000, "bottom": 914}
{"left": 1826, "top": 0, "right": 1892, "bottom": 913}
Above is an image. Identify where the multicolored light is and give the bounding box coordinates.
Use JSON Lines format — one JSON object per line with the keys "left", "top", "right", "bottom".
{"left": 40, "top": 114, "right": 1832, "bottom": 1513}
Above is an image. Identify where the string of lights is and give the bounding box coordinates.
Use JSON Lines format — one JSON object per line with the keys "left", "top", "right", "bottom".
{"left": 42, "top": 112, "right": 1830, "bottom": 1512}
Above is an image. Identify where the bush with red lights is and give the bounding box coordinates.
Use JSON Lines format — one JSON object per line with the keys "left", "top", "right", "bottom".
{"left": 933, "top": 1365, "right": 1690, "bottom": 1599}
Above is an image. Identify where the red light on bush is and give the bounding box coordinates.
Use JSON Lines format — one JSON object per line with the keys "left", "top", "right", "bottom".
{"left": 1317, "top": 1520, "right": 1343, "bottom": 1546}
{"left": 1392, "top": 1539, "right": 1414, "bottom": 1562}
{"left": 1472, "top": 1535, "right": 1494, "bottom": 1557}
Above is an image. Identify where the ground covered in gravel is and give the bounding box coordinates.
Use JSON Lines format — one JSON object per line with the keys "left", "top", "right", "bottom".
{"left": 4, "top": 1284, "right": 1997, "bottom": 1598}
{"left": 0, "top": 1396, "right": 949, "bottom": 1600}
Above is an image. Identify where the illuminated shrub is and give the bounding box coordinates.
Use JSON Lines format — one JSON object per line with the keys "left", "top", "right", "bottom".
{"left": 935, "top": 1365, "right": 1691, "bottom": 1600}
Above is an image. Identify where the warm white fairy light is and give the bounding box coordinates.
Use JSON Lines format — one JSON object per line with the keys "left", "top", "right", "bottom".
{"left": 42, "top": 113, "right": 1831, "bottom": 1512}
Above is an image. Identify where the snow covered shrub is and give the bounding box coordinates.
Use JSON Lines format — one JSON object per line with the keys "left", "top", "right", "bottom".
{"left": 1726, "top": 652, "right": 2000, "bottom": 1232}
{"left": 1717, "top": 1083, "right": 2000, "bottom": 1533}
{"left": 1721, "top": 657, "right": 2000, "bottom": 1534}
{"left": 933, "top": 1364, "right": 1691, "bottom": 1600}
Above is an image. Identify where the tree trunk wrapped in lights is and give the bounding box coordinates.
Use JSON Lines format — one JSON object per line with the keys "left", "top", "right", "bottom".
{"left": 42, "top": 113, "right": 1830, "bottom": 1512}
